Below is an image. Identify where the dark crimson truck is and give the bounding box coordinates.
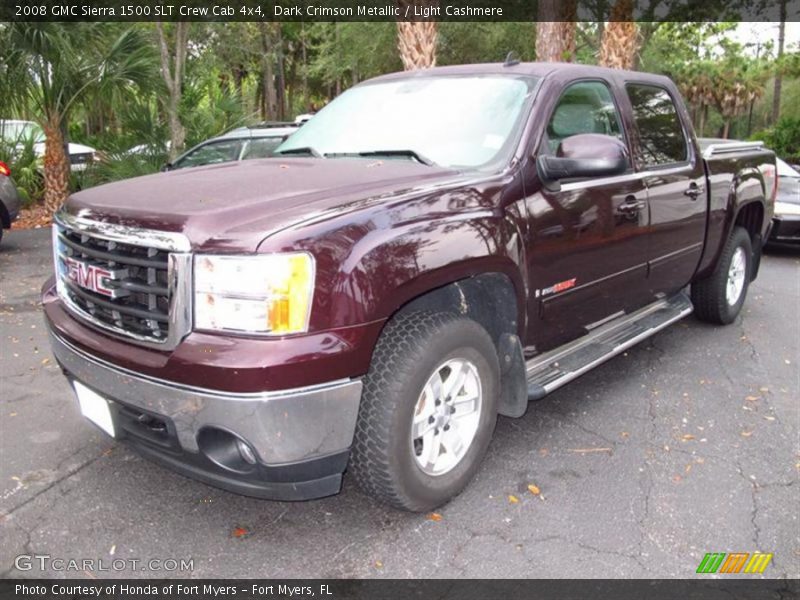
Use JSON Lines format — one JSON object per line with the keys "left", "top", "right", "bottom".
{"left": 43, "top": 62, "right": 776, "bottom": 511}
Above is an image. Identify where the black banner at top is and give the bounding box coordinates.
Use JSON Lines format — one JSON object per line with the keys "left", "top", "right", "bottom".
{"left": 2, "top": 0, "right": 800, "bottom": 22}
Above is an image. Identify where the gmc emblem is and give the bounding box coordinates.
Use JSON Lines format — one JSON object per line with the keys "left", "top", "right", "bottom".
{"left": 64, "top": 257, "right": 124, "bottom": 298}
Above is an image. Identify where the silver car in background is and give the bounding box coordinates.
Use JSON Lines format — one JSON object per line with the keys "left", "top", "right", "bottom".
{"left": 162, "top": 122, "right": 300, "bottom": 171}
{"left": 1, "top": 120, "right": 97, "bottom": 172}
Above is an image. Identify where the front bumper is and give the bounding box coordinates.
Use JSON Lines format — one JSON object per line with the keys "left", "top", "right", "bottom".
{"left": 48, "top": 328, "right": 363, "bottom": 501}
{"left": 768, "top": 215, "right": 800, "bottom": 246}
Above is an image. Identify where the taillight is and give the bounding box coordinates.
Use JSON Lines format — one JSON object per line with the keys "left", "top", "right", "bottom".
{"left": 0, "top": 161, "right": 10, "bottom": 177}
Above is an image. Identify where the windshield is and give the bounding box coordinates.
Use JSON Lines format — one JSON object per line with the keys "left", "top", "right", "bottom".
{"left": 277, "top": 75, "right": 537, "bottom": 169}
{"left": 0, "top": 121, "right": 45, "bottom": 144}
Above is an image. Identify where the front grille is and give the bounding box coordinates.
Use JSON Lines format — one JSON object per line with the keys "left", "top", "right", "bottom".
{"left": 53, "top": 214, "right": 191, "bottom": 348}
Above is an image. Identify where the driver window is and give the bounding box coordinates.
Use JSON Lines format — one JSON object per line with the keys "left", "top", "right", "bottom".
{"left": 542, "top": 81, "right": 624, "bottom": 155}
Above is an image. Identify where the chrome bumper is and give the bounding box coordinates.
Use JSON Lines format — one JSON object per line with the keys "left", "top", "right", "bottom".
{"left": 48, "top": 329, "right": 363, "bottom": 466}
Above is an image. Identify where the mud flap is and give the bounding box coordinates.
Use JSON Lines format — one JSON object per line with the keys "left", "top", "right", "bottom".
{"left": 751, "top": 233, "right": 763, "bottom": 282}
{"left": 497, "top": 333, "right": 528, "bottom": 418}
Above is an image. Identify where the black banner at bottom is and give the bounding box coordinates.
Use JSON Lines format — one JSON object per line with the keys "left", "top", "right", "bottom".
{"left": 1, "top": 579, "right": 798, "bottom": 600}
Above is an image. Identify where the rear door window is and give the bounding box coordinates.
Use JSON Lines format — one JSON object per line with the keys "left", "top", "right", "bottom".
{"left": 626, "top": 84, "right": 688, "bottom": 167}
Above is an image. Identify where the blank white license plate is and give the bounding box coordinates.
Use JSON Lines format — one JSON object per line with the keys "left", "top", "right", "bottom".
{"left": 74, "top": 381, "right": 116, "bottom": 438}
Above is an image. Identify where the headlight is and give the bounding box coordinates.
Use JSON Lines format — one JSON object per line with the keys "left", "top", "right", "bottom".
{"left": 194, "top": 253, "right": 315, "bottom": 335}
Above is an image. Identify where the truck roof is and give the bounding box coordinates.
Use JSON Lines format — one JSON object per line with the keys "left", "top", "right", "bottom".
{"left": 368, "top": 62, "right": 675, "bottom": 87}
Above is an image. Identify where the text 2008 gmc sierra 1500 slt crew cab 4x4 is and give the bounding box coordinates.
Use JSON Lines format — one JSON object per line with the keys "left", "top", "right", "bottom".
{"left": 43, "top": 63, "right": 776, "bottom": 511}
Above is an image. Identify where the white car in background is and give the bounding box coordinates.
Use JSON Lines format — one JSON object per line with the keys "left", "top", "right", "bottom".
{"left": 0, "top": 119, "right": 97, "bottom": 172}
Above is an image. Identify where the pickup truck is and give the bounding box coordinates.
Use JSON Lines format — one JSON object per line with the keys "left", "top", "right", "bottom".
{"left": 43, "top": 62, "right": 776, "bottom": 511}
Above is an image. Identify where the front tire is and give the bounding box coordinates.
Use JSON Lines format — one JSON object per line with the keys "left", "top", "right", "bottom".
{"left": 692, "top": 226, "right": 753, "bottom": 325}
{"left": 350, "top": 311, "right": 499, "bottom": 512}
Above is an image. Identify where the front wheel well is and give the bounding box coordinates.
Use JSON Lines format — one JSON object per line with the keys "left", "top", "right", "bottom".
{"left": 396, "top": 273, "right": 519, "bottom": 346}
{"left": 390, "top": 273, "right": 528, "bottom": 418}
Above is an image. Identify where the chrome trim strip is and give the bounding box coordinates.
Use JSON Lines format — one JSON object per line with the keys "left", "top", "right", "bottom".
{"left": 55, "top": 210, "right": 191, "bottom": 252}
{"left": 52, "top": 211, "right": 193, "bottom": 350}
{"left": 703, "top": 141, "right": 764, "bottom": 159}
{"left": 649, "top": 241, "right": 704, "bottom": 268}
{"left": 51, "top": 329, "right": 354, "bottom": 400}
{"left": 558, "top": 165, "right": 691, "bottom": 192}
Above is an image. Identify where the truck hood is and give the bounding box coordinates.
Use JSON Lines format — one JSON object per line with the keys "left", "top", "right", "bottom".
{"left": 66, "top": 158, "right": 464, "bottom": 251}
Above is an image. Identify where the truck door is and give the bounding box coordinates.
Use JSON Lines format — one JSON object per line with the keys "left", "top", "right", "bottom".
{"left": 524, "top": 80, "right": 651, "bottom": 353}
{"left": 624, "top": 83, "right": 706, "bottom": 295}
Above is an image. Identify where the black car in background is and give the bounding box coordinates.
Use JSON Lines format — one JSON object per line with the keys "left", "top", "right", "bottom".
{"left": 768, "top": 158, "right": 800, "bottom": 248}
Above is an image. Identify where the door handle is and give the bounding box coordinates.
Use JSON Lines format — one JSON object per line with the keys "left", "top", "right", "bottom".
{"left": 617, "top": 196, "right": 645, "bottom": 214}
{"left": 684, "top": 184, "right": 705, "bottom": 200}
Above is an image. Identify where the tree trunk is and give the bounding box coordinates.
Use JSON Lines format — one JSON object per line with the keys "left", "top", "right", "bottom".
{"left": 598, "top": 0, "right": 639, "bottom": 70}
{"left": 722, "top": 120, "right": 730, "bottom": 140}
{"left": 535, "top": 0, "right": 576, "bottom": 62}
{"left": 166, "top": 97, "right": 184, "bottom": 161}
{"left": 258, "top": 23, "right": 278, "bottom": 121}
{"left": 156, "top": 22, "right": 189, "bottom": 161}
{"left": 396, "top": 1, "right": 438, "bottom": 70}
{"left": 698, "top": 102, "right": 707, "bottom": 137}
{"left": 301, "top": 22, "right": 309, "bottom": 111}
{"left": 275, "top": 24, "right": 286, "bottom": 120}
{"left": 772, "top": 0, "right": 787, "bottom": 123}
{"left": 42, "top": 120, "right": 71, "bottom": 214}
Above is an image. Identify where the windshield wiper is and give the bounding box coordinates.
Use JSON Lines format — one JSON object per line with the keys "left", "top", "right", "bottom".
{"left": 327, "top": 149, "right": 437, "bottom": 167}
{"left": 275, "top": 146, "right": 323, "bottom": 158}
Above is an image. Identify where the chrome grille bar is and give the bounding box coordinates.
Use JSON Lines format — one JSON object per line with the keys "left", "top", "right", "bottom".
{"left": 53, "top": 211, "right": 192, "bottom": 350}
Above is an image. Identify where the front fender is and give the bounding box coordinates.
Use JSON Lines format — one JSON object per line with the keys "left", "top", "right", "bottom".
{"left": 333, "top": 208, "right": 527, "bottom": 327}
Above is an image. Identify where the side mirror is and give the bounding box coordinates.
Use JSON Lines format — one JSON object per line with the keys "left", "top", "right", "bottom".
{"left": 161, "top": 163, "right": 173, "bottom": 172}
{"left": 537, "top": 134, "right": 629, "bottom": 190}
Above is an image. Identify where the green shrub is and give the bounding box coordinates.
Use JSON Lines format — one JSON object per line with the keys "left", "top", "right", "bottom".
{"left": 751, "top": 117, "right": 800, "bottom": 163}
{"left": 78, "top": 151, "right": 164, "bottom": 189}
{"left": 0, "top": 136, "right": 44, "bottom": 206}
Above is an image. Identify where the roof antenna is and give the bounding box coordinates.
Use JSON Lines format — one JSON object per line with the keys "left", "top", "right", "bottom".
{"left": 504, "top": 51, "right": 520, "bottom": 67}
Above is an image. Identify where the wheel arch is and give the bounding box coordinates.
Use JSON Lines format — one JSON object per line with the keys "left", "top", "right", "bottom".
{"left": 383, "top": 270, "right": 530, "bottom": 419}
{"left": 732, "top": 199, "right": 766, "bottom": 281}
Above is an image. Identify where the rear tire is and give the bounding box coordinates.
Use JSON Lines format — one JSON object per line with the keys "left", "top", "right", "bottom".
{"left": 691, "top": 226, "right": 752, "bottom": 325}
{"left": 350, "top": 311, "right": 499, "bottom": 512}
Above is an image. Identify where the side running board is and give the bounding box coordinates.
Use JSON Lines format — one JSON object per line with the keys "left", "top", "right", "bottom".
{"left": 526, "top": 292, "right": 693, "bottom": 401}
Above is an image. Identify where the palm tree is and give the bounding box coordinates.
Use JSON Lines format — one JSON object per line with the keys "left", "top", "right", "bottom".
{"left": 598, "top": 0, "right": 640, "bottom": 70}
{"left": 535, "top": 0, "right": 577, "bottom": 62}
{"left": 396, "top": 1, "right": 438, "bottom": 70}
{"left": 773, "top": 0, "right": 788, "bottom": 122}
{"left": 1, "top": 23, "right": 156, "bottom": 214}
{"left": 155, "top": 22, "right": 190, "bottom": 162}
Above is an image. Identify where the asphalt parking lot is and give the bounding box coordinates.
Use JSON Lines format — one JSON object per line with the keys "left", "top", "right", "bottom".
{"left": 1, "top": 227, "right": 798, "bottom": 579}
